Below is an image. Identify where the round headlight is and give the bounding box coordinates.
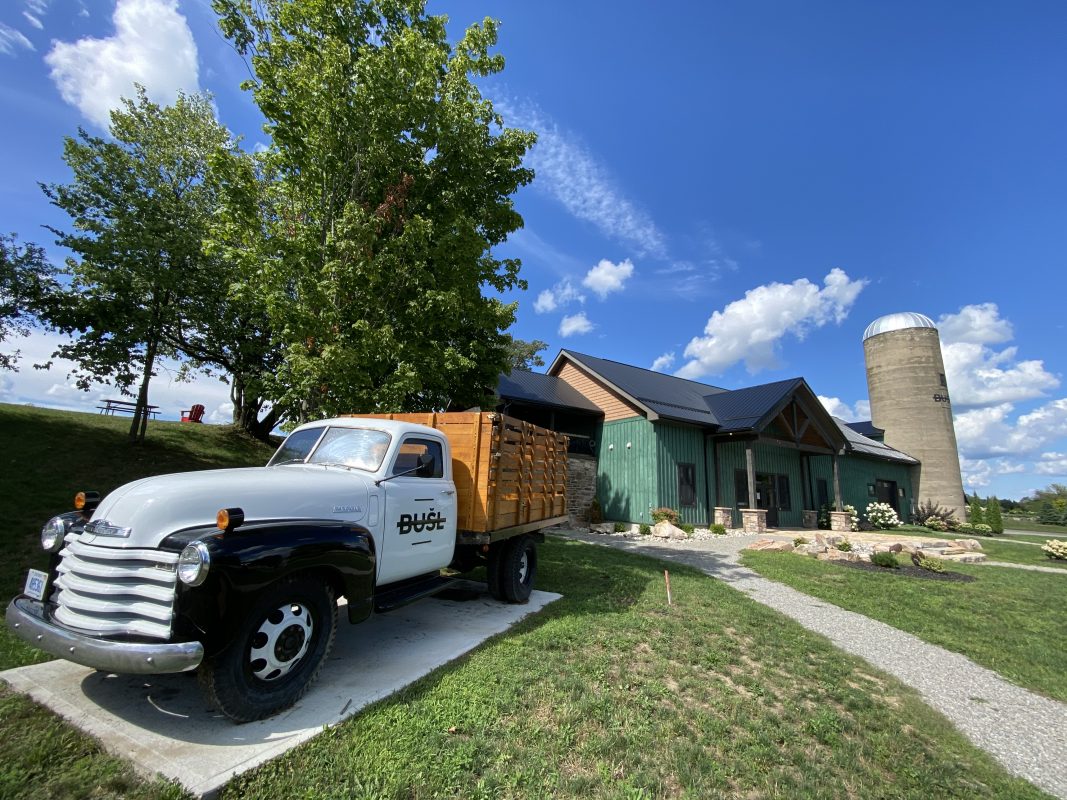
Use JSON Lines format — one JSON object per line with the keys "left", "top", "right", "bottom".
{"left": 177, "top": 541, "right": 211, "bottom": 587}
{"left": 41, "top": 516, "right": 69, "bottom": 553}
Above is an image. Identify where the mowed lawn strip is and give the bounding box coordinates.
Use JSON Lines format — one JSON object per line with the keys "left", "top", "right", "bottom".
{"left": 218, "top": 539, "right": 1047, "bottom": 800}
{"left": 742, "top": 550, "right": 1067, "bottom": 704}
{"left": 0, "top": 403, "right": 276, "bottom": 670}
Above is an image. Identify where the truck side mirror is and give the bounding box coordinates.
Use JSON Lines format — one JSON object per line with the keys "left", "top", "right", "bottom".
{"left": 416, "top": 456, "right": 435, "bottom": 478}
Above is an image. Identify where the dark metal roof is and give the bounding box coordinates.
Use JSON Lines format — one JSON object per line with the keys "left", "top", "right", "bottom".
{"left": 845, "top": 420, "right": 884, "bottom": 439}
{"left": 496, "top": 370, "right": 602, "bottom": 415}
{"left": 552, "top": 350, "right": 726, "bottom": 425}
{"left": 834, "top": 417, "right": 918, "bottom": 464}
{"left": 703, "top": 378, "right": 803, "bottom": 432}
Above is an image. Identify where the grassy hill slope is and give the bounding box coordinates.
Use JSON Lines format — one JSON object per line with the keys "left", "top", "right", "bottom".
{"left": 0, "top": 403, "right": 276, "bottom": 669}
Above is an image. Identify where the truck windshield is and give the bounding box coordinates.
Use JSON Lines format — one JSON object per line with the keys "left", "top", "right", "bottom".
{"left": 268, "top": 426, "right": 392, "bottom": 473}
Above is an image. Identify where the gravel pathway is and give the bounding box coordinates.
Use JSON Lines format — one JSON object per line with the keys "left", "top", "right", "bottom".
{"left": 556, "top": 530, "right": 1067, "bottom": 799}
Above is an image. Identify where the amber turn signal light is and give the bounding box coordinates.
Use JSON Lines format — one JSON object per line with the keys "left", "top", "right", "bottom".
{"left": 74, "top": 491, "right": 101, "bottom": 512}
{"left": 216, "top": 507, "right": 245, "bottom": 531}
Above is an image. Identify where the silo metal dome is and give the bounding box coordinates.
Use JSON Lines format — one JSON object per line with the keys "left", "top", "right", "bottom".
{"left": 862, "top": 312, "right": 937, "bottom": 341}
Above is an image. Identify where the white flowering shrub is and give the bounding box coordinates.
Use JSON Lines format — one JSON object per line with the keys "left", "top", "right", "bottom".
{"left": 973, "top": 523, "right": 993, "bottom": 535}
{"left": 1042, "top": 539, "right": 1067, "bottom": 560}
{"left": 865, "top": 502, "right": 901, "bottom": 529}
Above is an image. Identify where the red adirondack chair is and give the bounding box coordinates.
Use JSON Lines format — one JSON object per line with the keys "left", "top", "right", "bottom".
{"left": 181, "top": 404, "right": 206, "bottom": 423}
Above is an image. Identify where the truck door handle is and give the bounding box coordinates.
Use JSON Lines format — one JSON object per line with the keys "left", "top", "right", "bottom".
{"left": 441, "top": 489, "right": 455, "bottom": 495}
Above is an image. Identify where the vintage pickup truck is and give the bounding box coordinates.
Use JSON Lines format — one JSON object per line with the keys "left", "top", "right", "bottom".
{"left": 7, "top": 412, "right": 568, "bottom": 722}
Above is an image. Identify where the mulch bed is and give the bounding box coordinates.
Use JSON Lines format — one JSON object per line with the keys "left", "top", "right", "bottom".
{"left": 835, "top": 560, "right": 977, "bottom": 582}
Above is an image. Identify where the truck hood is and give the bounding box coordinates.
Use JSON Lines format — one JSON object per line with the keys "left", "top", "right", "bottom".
{"left": 85, "top": 466, "right": 372, "bottom": 549}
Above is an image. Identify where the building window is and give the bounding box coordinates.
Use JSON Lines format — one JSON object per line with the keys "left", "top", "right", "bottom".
{"left": 678, "top": 463, "right": 697, "bottom": 507}
{"left": 776, "top": 475, "right": 792, "bottom": 511}
{"left": 939, "top": 373, "right": 947, "bottom": 387}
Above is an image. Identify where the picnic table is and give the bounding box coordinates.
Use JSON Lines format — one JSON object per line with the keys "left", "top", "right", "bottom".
{"left": 97, "top": 399, "right": 160, "bottom": 419}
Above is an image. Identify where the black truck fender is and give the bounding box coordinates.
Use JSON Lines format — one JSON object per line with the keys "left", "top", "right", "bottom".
{"left": 161, "top": 520, "right": 376, "bottom": 657}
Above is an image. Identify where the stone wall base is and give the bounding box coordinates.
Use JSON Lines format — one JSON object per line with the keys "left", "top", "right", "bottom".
{"left": 829, "top": 511, "right": 853, "bottom": 532}
{"left": 713, "top": 507, "right": 734, "bottom": 528}
{"left": 740, "top": 508, "right": 767, "bottom": 534}
{"left": 802, "top": 510, "right": 818, "bottom": 529}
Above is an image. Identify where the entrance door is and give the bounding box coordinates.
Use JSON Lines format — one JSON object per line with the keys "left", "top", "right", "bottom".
{"left": 755, "top": 474, "right": 779, "bottom": 527}
{"left": 875, "top": 479, "right": 899, "bottom": 513}
{"left": 379, "top": 435, "right": 457, "bottom": 585}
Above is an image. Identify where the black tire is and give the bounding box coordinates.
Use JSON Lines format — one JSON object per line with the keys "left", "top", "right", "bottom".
{"left": 498, "top": 535, "right": 537, "bottom": 604}
{"left": 198, "top": 575, "right": 337, "bottom": 723}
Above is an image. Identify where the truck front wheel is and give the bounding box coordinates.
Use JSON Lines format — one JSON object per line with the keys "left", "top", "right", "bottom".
{"left": 492, "top": 535, "right": 537, "bottom": 604}
{"left": 198, "top": 576, "right": 337, "bottom": 722}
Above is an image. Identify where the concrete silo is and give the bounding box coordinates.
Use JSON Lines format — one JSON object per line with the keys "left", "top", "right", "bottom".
{"left": 863, "top": 312, "right": 966, "bottom": 520}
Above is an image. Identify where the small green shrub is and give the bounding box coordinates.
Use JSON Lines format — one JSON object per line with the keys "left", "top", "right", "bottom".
{"left": 973, "top": 523, "right": 993, "bottom": 535}
{"left": 651, "top": 507, "right": 680, "bottom": 525}
{"left": 914, "top": 553, "right": 945, "bottom": 573}
{"left": 924, "top": 516, "right": 948, "bottom": 532}
{"left": 639, "top": 523, "right": 651, "bottom": 536}
{"left": 836, "top": 540, "right": 853, "bottom": 552}
{"left": 794, "top": 536, "right": 809, "bottom": 547}
{"left": 710, "top": 523, "right": 727, "bottom": 535}
{"left": 589, "top": 498, "right": 603, "bottom": 524}
{"left": 957, "top": 522, "right": 976, "bottom": 534}
{"left": 613, "top": 522, "right": 627, "bottom": 533}
{"left": 870, "top": 551, "right": 900, "bottom": 569}
{"left": 680, "top": 523, "right": 695, "bottom": 535}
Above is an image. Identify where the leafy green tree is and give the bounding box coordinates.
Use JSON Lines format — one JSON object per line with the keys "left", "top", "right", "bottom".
{"left": 42, "top": 88, "right": 274, "bottom": 441}
{"left": 985, "top": 495, "right": 1003, "bottom": 534}
{"left": 506, "top": 337, "right": 549, "bottom": 371}
{"left": 212, "top": 0, "right": 536, "bottom": 421}
{"left": 1039, "top": 501, "right": 1058, "bottom": 524}
{"left": 0, "top": 235, "right": 57, "bottom": 371}
{"left": 968, "top": 497, "right": 985, "bottom": 526}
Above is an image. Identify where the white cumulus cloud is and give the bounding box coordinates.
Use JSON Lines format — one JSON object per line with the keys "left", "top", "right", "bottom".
{"left": 651, "top": 352, "right": 676, "bottom": 372}
{"left": 559, "top": 312, "right": 594, "bottom": 338}
{"left": 936, "top": 303, "right": 1058, "bottom": 408}
{"left": 954, "top": 398, "right": 1067, "bottom": 460}
{"left": 533, "top": 278, "right": 584, "bottom": 314}
{"left": 676, "top": 268, "right": 867, "bottom": 379}
{"left": 583, "top": 258, "right": 634, "bottom": 299}
{"left": 0, "top": 23, "right": 35, "bottom": 55}
{"left": 818, "top": 396, "right": 871, "bottom": 422}
{"left": 45, "top": 0, "right": 199, "bottom": 129}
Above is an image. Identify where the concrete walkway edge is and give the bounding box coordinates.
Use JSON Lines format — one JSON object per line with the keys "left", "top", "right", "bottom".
{"left": 557, "top": 531, "right": 1067, "bottom": 800}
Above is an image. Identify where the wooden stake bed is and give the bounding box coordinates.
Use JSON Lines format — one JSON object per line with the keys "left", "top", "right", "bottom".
{"left": 343, "top": 412, "right": 569, "bottom": 536}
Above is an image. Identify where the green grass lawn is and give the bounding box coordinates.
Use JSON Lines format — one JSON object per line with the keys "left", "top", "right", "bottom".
{"left": 1002, "top": 517, "right": 1067, "bottom": 535}
{"left": 741, "top": 550, "right": 1067, "bottom": 704}
{"left": 0, "top": 405, "right": 1054, "bottom": 798}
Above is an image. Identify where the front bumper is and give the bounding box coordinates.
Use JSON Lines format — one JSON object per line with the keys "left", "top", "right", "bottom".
{"left": 6, "top": 595, "right": 204, "bottom": 674}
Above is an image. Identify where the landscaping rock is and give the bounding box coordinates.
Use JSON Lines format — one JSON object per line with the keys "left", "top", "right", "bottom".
{"left": 955, "top": 538, "right": 983, "bottom": 551}
{"left": 798, "top": 543, "right": 828, "bottom": 556}
{"left": 746, "top": 538, "right": 794, "bottom": 552}
{"left": 652, "top": 520, "right": 688, "bottom": 540}
{"left": 941, "top": 552, "right": 987, "bottom": 563}
{"left": 817, "top": 550, "right": 859, "bottom": 562}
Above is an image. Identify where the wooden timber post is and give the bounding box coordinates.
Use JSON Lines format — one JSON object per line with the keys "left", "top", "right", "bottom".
{"left": 745, "top": 440, "right": 756, "bottom": 510}
{"left": 832, "top": 452, "right": 843, "bottom": 511}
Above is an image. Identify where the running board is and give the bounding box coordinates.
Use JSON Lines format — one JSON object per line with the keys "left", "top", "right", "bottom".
{"left": 373, "top": 574, "right": 458, "bottom": 614}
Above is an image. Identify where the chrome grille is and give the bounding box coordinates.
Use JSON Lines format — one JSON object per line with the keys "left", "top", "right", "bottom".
{"left": 52, "top": 532, "right": 178, "bottom": 640}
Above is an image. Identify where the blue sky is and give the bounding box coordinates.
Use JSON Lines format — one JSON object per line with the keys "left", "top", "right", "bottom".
{"left": 1, "top": 0, "right": 1066, "bottom": 501}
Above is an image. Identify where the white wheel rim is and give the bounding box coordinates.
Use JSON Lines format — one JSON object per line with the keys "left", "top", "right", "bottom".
{"left": 249, "top": 602, "right": 313, "bottom": 681}
{"left": 517, "top": 550, "right": 529, "bottom": 583}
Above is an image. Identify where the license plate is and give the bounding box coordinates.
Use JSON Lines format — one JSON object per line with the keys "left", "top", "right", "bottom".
{"left": 23, "top": 569, "right": 49, "bottom": 601}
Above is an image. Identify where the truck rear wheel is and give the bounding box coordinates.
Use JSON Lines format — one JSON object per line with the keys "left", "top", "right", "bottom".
{"left": 496, "top": 535, "right": 537, "bottom": 604}
{"left": 198, "top": 576, "right": 337, "bottom": 723}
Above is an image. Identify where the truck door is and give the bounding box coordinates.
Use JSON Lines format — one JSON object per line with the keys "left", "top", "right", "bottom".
{"left": 378, "top": 434, "right": 458, "bottom": 585}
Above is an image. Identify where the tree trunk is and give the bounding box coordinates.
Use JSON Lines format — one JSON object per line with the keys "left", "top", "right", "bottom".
{"left": 129, "top": 334, "right": 158, "bottom": 444}
{"left": 231, "top": 373, "right": 280, "bottom": 441}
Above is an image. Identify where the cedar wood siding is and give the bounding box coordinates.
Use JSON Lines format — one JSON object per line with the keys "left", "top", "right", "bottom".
{"left": 555, "top": 361, "right": 643, "bottom": 422}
